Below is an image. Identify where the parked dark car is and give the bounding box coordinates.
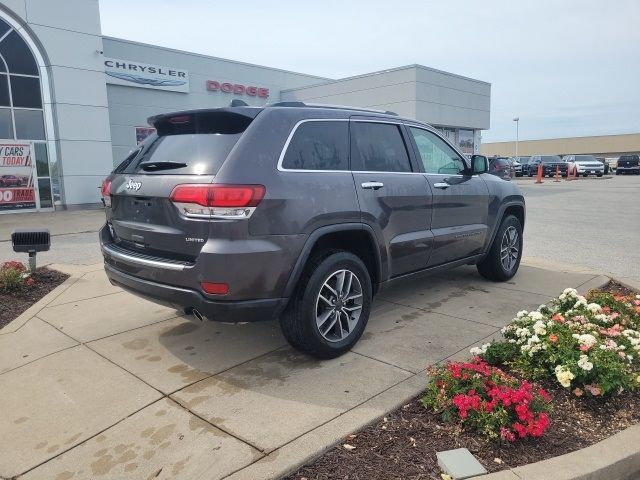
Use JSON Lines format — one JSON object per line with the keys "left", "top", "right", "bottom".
{"left": 527, "top": 155, "right": 568, "bottom": 177}
{"left": 99, "top": 103, "right": 525, "bottom": 358}
{"left": 489, "top": 156, "right": 515, "bottom": 180}
{"left": 508, "top": 156, "right": 527, "bottom": 177}
{"left": 616, "top": 155, "right": 640, "bottom": 175}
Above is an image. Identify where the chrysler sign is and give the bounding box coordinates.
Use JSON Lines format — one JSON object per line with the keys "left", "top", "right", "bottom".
{"left": 104, "top": 58, "right": 190, "bottom": 93}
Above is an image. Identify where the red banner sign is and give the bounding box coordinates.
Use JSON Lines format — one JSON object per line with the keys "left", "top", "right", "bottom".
{"left": 0, "top": 142, "right": 36, "bottom": 210}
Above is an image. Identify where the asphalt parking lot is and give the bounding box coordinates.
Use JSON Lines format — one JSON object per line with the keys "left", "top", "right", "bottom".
{"left": 1, "top": 174, "right": 638, "bottom": 283}
{"left": 515, "top": 174, "right": 640, "bottom": 284}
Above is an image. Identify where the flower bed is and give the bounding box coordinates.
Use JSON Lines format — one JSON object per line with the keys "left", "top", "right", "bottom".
{"left": 482, "top": 287, "right": 640, "bottom": 397}
{"left": 0, "top": 261, "right": 69, "bottom": 329}
{"left": 422, "top": 358, "right": 552, "bottom": 442}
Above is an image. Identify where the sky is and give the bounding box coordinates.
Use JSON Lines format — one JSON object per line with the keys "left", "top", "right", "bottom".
{"left": 98, "top": 0, "right": 640, "bottom": 143}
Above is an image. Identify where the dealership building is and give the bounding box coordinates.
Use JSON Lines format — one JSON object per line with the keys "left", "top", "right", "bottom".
{"left": 0, "top": 0, "right": 490, "bottom": 213}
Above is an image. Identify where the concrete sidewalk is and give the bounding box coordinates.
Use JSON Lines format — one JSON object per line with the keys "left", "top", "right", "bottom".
{"left": 0, "top": 262, "right": 605, "bottom": 479}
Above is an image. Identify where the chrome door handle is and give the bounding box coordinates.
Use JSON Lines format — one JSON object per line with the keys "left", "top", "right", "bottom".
{"left": 433, "top": 182, "right": 449, "bottom": 189}
{"left": 361, "top": 181, "right": 384, "bottom": 190}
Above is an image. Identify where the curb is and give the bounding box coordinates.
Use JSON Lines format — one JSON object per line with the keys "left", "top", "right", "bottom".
{"left": 478, "top": 423, "right": 640, "bottom": 480}
{"left": 0, "top": 263, "right": 103, "bottom": 334}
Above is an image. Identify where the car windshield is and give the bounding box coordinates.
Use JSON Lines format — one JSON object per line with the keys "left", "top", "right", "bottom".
{"left": 575, "top": 155, "right": 597, "bottom": 162}
{"left": 541, "top": 156, "right": 561, "bottom": 163}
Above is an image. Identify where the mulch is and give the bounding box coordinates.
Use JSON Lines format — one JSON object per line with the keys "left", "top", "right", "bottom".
{"left": 286, "top": 282, "right": 640, "bottom": 480}
{"left": 0, "top": 268, "right": 69, "bottom": 329}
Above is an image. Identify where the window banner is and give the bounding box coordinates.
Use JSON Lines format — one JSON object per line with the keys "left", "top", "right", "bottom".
{"left": 0, "top": 142, "right": 36, "bottom": 210}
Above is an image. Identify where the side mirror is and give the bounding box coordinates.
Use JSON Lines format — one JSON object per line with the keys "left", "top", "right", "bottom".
{"left": 471, "top": 155, "right": 488, "bottom": 174}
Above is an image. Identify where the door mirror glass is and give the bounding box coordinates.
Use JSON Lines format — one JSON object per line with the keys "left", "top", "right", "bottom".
{"left": 471, "top": 155, "right": 488, "bottom": 174}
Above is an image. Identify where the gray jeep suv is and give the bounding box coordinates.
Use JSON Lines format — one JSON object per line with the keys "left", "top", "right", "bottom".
{"left": 100, "top": 103, "right": 525, "bottom": 358}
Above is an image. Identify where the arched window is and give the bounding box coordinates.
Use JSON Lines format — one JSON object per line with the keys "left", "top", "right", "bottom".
{"left": 0, "top": 17, "right": 45, "bottom": 140}
{"left": 0, "top": 16, "right": 53, "bottom": 210}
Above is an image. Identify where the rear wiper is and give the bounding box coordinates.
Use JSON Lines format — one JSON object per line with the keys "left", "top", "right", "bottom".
{"left": 140, "top": 161, "right": 187, "bottom": 171}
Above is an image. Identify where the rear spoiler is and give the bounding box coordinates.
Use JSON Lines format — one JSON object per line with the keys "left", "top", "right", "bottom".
{"left": 148, "top": 107, "right": 262, "bottom": 136}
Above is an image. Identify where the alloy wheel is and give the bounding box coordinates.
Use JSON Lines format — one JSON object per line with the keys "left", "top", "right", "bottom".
{"left": 500, "top": 226, "right": 519, "bottom": 272}
{"left": 315, "top": 269, "right": 363, "bottom": 342}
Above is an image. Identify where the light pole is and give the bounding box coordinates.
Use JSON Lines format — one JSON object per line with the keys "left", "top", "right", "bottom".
{"left": 513, "top": 117, "right": 519, "bottom": 159}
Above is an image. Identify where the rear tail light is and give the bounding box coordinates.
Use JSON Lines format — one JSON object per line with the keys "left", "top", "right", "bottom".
{"left": 100, "top": 178, "right": 112, "bottom": 207}
{"left": 170, "top": 184, "right": 265, "bottom": 219}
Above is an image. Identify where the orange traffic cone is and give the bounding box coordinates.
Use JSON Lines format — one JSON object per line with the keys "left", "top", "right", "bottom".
{"left": 535, "top": 163, "right": 543, "bottom": 184}
{"left": 554, "top": 165, "right": 561, "bottom": 182}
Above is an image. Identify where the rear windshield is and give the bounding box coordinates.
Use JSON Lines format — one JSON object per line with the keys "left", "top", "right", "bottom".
{"left": 619, "top": 155, "right": 639, "bottom": 162}
{"left": 118, "top": 110, "right": 255, "bottom": 175}
{"left": 541, "top": 155, "right": 561, "bottom": 163}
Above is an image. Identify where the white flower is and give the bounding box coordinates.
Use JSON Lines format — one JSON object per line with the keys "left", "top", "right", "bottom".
{"left": 573, "top": 333, "right": 598, "bottom": 349}
{"left": 529, "top": 311, "right": 544, "bottom": 321}
{"left": 516, "top": 310, "right": 529, "bottom": 318}
{"left": 470, "top": 343, "right": 491, "bottom": 356}
{"left": 563, "top": 288, "right": 578, "bottom": 296}
{"left": 577, "top": 355, "right": 594, "bottom": 371}
{"left": 554, "top": 365, "right": 575, "bottom": 388}
{"left": 528, "top": 334, "right": 541, "bottom": 345}
{"left": 533, "top": 320, "right": 547, "bottom": 336}
{"left": 587, "top": 303, "right": 602, "bottom": 313}
{"left": 574, "top": 297, "right": 588, "bottom": 308}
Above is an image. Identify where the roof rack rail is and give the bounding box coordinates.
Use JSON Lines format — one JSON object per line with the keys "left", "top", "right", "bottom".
{"left": 268, "top": 101, "right": 398, "bottom": 116}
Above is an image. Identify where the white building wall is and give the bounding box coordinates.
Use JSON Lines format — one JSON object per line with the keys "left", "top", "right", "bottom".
{"left": 2, "top": 0, "right": 113, "bottom": 206}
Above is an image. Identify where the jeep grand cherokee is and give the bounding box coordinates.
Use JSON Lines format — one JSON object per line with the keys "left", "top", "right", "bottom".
{"left": 100, "top": 103, "right": 525, "bottom": 358}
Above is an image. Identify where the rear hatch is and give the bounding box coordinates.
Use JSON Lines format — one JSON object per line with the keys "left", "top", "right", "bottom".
{"left": 103, "top": 108, "right": 260, "bottom": 262}
{"left": 618, "top": 156, "right": 640, "bottom": 168}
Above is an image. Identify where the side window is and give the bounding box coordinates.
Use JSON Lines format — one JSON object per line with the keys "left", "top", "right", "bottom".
{"left": 408, "top": 127, "right": 466, "bottom": 174}
{"left": 282, "top": 121, "right": 349, "bottom": 170}
{"left": 350, "top": 122, "right": 412, "bottom": 172}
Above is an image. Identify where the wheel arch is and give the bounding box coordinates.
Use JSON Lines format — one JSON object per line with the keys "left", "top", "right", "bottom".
{"left": 282, "top": 224, "right": 383, "bottom": 301}
{"left": 483, "top": 201, "right": 526, "bottom": 258}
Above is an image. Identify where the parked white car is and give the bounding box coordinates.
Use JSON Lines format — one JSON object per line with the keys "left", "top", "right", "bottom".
{"left": 563, "top": 155, "right": 605, "bottom": 177}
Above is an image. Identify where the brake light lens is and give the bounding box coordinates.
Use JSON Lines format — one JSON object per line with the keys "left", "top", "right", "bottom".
{"left": 100, "top": 178, "right": 112, "bottom": 207}
{"left": 201, "top": 282, "right": 229, "bottom": 295}
{"left": 169, "top": 184, "right": 265, "bottom": 219}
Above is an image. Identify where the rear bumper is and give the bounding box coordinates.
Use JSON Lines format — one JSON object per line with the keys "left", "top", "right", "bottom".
{"left": 104, "top": 262, "right": 286, "bottom": 322}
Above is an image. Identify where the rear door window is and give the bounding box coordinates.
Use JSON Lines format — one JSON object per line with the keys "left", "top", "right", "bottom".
{"left": 281, "top": 121, "right": 349, "bottom": 170}
{"left": 351, "top": 122, "right": 412, "bottom": 172}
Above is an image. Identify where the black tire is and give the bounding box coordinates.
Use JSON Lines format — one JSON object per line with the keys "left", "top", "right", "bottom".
{"left": 279, "top": 250, "right": 372, "bottom": 359}
{"left": 597, "top": 173, "right": 603, "bottom": 178}
{"left": 476, "top": 215, "right": 523, "bottom": 282}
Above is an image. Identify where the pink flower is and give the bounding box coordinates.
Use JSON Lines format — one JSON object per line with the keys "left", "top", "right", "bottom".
{"left": 500, "top": 427, "right": 516, "bottom": 442}
{"left": 585, "top": 384, "right": 601, "bottom": 396}
{"left": 573, "top": 388, "right": 583, "bottom": 397}
{"left": 580, "top": 344, "right": 592, "bottom": 352}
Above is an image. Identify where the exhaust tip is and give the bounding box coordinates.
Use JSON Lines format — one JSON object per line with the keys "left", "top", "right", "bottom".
{"left": 192, "top": 309, "right": 205, "bottom": 322}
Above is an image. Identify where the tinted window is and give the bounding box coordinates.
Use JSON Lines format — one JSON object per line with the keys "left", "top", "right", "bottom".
{"left": 0, "top": 74, "right": 9, "bottom": 106}
{"left": 409, "top": 127, "right": 466, "bottom": 174}
{"left": 126, "top": 134, "right": 241, "bottom": 175}
{"left": 351, "top": 122, "right": 412, "bottom": 172}
{"left": 282, "top": 121, "right": 348, "bottom": 170}
{"left": 10, "top": 75, "right": 42, "bottom": 108}
{"left": 14, "top": 109, "right": 45, "bottom": 139}
{"left": 0, "top": 19, "right": 11, "bottom": 43}
{"left": 0, "top": 30, "right": 38, "bottom": 75}
{"left": 0, "top": 108, "right": 12, "bottom": 138}
{"left": 541, "top": 155, "right": 561, "bottom": 163}
{"left": 34, "top": 142, "right": 50, "bottom": 176}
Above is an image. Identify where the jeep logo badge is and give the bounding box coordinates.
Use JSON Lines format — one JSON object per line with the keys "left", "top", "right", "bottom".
{"left": 125, "top": 179, "right": 142, "bottom": 191}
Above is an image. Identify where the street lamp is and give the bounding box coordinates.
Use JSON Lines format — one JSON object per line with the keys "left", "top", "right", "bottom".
{"left": 513, "top": 117, "right": 519, "bottom": 159}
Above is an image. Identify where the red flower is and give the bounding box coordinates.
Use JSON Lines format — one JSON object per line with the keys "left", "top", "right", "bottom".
{"left": 500, "top": 427, "right": 516, "bottom": 442}
{"left": 25, "top": 277, "right": 35, "bottom": 287}
{"left": 548, "top": 334, "right": 559, "bottom": 344}
{"left": 537, "top": 388, "right": 552, "bottom": 402}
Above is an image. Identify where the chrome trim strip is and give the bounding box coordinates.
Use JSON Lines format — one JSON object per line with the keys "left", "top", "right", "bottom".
{"left": 101, "top": 243, "right": 186, "bottom": 271}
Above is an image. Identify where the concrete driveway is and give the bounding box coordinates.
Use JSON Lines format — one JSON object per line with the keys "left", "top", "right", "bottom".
{"left": 0, "top": 262, "right": 606, "bottom": 479}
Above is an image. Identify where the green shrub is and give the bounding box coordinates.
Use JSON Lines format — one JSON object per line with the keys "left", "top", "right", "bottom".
{"left": 0, "top": 261, "right": 30, "bottom": 291}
